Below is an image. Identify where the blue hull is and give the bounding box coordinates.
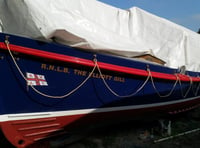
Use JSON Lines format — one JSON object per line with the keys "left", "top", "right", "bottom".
{"left": 0, "top": 33, "right": 200, "bottom": 147}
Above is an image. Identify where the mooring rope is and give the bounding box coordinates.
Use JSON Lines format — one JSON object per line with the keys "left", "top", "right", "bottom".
{"left": 178, "top": 75, "right": 193, "bottom": 98}
{"left": 191, "top": 76, "right": 200, "bottom": 96}
{"left": 5, "top": 38, "right": 97, "bottom": 99}
{"left": 147, "top": 68, "right": 179, "bottom": 98}
{"left": 96, "top": 60, "right": 150, "bottom": 98}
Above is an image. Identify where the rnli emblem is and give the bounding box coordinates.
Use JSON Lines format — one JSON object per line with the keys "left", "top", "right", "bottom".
{"left": 26, "top": 72, "right": 48, "bottom": 86}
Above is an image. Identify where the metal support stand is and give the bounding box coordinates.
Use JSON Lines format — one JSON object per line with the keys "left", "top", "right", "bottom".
{"left": 159, "top": 119, "right": 171, "bottom": 136}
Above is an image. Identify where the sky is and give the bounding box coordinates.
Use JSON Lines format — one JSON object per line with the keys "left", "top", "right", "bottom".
{"left": 98, "top": 0, "right": 200, "bottom": 32}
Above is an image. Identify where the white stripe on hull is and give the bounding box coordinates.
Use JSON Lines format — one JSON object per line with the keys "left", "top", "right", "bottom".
{"left": 0, "top": 96, "right": 199, "bottom": 122}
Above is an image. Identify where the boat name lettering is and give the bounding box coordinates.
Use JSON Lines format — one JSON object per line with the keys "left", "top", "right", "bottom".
{"left": 41, "top": 64, "right": 125, "bottom": 82}
{"left": 90, "top": 72, "right": 113, "bottom": 81}
{"left": 41, "top": 64, "right": 70, "bottom": 73}
{"left": 74, "top": 69, "right": 125, "bottom": 82}
{"left": 74, "top": 69, "right": 87, "bottom": 76}
{"left": 113, "top": 76, "right": 125, "bottom": 83}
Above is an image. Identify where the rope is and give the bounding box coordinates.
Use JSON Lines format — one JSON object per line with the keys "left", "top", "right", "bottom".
{"left": 178, "top": 75, "right": 193, "bottom": 98}
{"left": 194, "top": 82, "right": 200, "bottom": 96}
{"left": 96, "top": 61, "right": 150, "bottom": 98}
{"left": 5, "top": 39, "right": 97, "bottom": 99}
{"left": 191, "top": 76, "right": 200, "bottom": 96}
{"left": 148, "top": 68, "right": 179, "bottom": 98}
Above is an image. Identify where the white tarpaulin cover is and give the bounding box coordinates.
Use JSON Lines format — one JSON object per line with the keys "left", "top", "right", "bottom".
{"left": 0, "top": 0, "right": 200, "bottom": 71}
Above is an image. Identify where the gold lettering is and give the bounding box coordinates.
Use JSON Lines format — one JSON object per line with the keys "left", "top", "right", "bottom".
{"left": 41, "top": 63, "right": 124, "bottom": 82}
{"left": 41, "top": 64, "right": 70, "bottom": 74}
{"left": 114, "top": 76, "right": 125, "bottom": 82}
{"left": 74, "top": 69, "right": 87, "bottom": 76}
{"left": 41, "top": 64, "right": 47, "bottom": 69}
{"left": 49, "top": 65, "right": 55, "bottom": 71}
{"left": 56, "top": 66, "right": 63, "bottom": 72}
{"left": 105, "top": 75, "right": 112, "bottom": 80}
{"left": 63, "top": 68, "right": 70, "bottom": 73}
{"left": 82, "top": 71, "right": 87, "bottom": 76}
{"left": 90, "top": 73, "right": 112, "bottom": 80}
{"left": 92, "top": 73, "right": 101, "bottom": 79}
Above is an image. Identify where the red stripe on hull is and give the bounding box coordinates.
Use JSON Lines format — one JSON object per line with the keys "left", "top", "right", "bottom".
{"left": 0, "top": 42, "right": 200, "bottom": 82}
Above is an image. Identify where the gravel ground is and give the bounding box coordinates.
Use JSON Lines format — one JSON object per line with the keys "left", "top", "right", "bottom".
{"left": 65, "top": 120, "right": 200, "bottom": 148}
{"left": 66, "top": 108, "right": 200, "bottom": 148}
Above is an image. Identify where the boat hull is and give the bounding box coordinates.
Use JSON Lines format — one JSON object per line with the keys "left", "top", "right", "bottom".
{"left": 0, "top": 33, "right": 200, "bottom": 147}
